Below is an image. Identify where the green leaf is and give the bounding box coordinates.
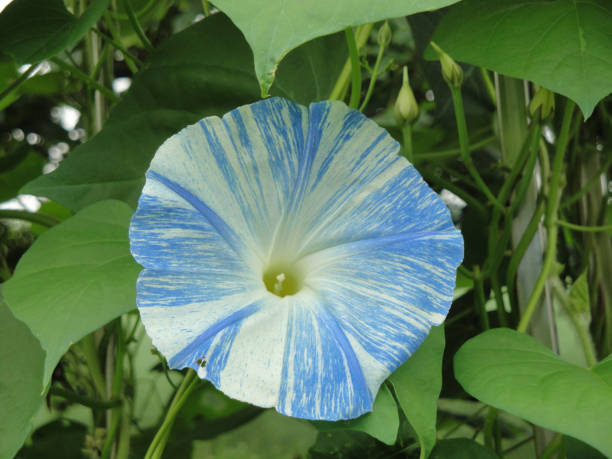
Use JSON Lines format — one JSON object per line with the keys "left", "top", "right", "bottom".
{"left": 0, "top": 0, "right": 111, "bottom": 65}
{"left": 431, "top": 0, "right": 612, "bottom": 117}
{"left": 3, "top": 200, "right": 140, "bottom": 384}
{"left": 0, "top": 150, "right": 45, "bottom": 202}
{"left": 454, "top": 328, "right": 612, "bottom": 457}
{"left": 22, "top": 13, "right": 346, "bottom": 211}
{"left": 592, "top": 353, "right": 612, "bottom": 383}
{"left": 0, "top": 297, "right": 45, "bottom": 459}
{"left": 312, "top": 384, "right": 399, "bottom": 446}
{"left": 388, "top": 326, "right": 445, "bottom": 459}
{"left": 213, "top": 0, "right": 461, "bottom": 95}
{"left": 430, "top": 439, "right": 499, "bottom": 459}
{"left": 17, "top": 420, "right": 88, "bottom": 459}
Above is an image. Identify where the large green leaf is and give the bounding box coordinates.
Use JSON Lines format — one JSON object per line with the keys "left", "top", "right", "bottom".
{"left": 0, "top": 0, "right": 111, "bottom": 65}
{"left": 3, "top": 200, "right": 140, "bottom": 384}
{"left": 22, "top": 13, "right": 346, "bottom": 211}
{"left": 313, "top": 384, "right": 399, "bottom": 446}
{"left": 0, "top": 297, "right": 45, "bottom": 459}
{"left": 431, "top": 0, "right": 612, "bottom": 117}
{"left": 0, "top": 150, "right": 45, "bottom": 202}
{"left": 388, "top": 326, "right": 445, "bottom": 459}
{"left": 454, "top": 328, "right": 612, "bottom": 457}
{"left": 213, "top": 0, "right": 461, "bottom": 95}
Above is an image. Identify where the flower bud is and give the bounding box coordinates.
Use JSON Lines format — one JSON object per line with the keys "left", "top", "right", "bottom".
{"left": 394, "top": 66, "right": 419, "bottom": 126}
{"left": 529, "top": 86, "right": 555, "bottom": 121}
{"left": 377, "top": 21, "right": 392, "bottom": 48}
{"left": 430, "top": 42, "right": 463, "bottom": 88}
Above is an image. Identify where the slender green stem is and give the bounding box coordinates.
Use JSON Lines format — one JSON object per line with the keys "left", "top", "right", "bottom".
{"left": 0, "top": 64, "right": 38, "bottom": 105}
{"left": 506, "top": 200, "right": 546, "bottom": 296}
{"left": 0, "top": 209, "right": 59, "bottom": 227}
{"left": 556, "top": 220, "right": 612, "bottom": 233}
{"left": 144, "top": 370, "right": 199, "bottom": 459}
{"left": 344, "top": 26, "right": 361, "bottom": 109}
{"left": 415, "top": 135, "right": 495, "bottom": 161}
{"left": 201, "top": 0, "right": 211, "bottom": 16}
{"left": 491, "top": 276, "right": 508, "bottom": 326}
{"left": 420, "top": 170, "right": 488, "bottom": 222}
{"left": 562, "top": 153, "right": 612, "bottom": 209}
{"left": 108, "top": 0, "right": 156, "bottom": 20}
{"left": 359, "top": 41, "right": 385, "bottom": 112}
{"left": 517, "top": 100, "right": 575, "bottom": 333}
{"left": 49, "top": 387, "right": 122, "bottom": 409}
{"left": 94, "top": 26, "right": 143, "bottom": 71}
{"left": 450, "top": 86, "right": 504, "bottom": 211}
{"left": 51, "top": 57, "right": 119, "bottom": 103}
{"left": 402, "top": 124, "right": 414, "bottom": 164}
{"left": 101, "top": 405, "right": 122, "bottom": 459}
{"left": 80, "top": 334, "right": 107, "bottom": 399}
{"left": 329, "top": 25, "right": 372, "bottom": 101}
{"left": 551, "top": 283, "right": 597, "bottom": 366}
{"left": 123, "top": 0, "right": 154, "bottom": 52}
{"left": 479, "top": 68, "right": 496, "bottom": 105}
{"left": 474, "top": 266, "right": 490, "bottom": 330}
{"left": 538, "top": 433, "right": 563, "bottom": 459}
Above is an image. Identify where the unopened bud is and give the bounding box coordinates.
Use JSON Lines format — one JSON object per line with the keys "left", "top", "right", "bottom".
{"left": 377, "top": 21, "right": 392, "bottom": 48}
{"left": 430, "top": 42, "right": 463, "bottom": 88}
{"left": 394, "top": 66, "right": 419, "bottom": 126}
{"left": 529, "top": 86, "right": 555, "bottom": 121}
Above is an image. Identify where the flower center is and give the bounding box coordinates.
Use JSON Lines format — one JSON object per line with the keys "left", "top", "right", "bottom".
{"left": 263, "top": 265, "right": 302, "bottom": 297}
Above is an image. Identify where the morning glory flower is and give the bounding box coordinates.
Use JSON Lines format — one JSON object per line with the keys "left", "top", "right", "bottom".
{"left": 129, "top": 97, "right": 463, "bottom": 420}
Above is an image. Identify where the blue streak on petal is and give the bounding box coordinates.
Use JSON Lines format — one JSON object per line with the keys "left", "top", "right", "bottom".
{"left": 278, "top": 294, "right": 372, "bottom": 420}
{"left": 169, "top": 300, "right": 261, "bottom": 369}
{"left": 147, "top": 170, "right": 245, "bottom": 256}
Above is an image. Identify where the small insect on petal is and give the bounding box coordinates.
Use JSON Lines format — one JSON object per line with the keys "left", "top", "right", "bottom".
{"left": 129, "top": 97, "right": 464, "bottom": 420}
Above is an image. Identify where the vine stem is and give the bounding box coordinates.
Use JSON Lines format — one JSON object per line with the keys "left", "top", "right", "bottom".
{"left": 517, "top": 100, "right": 575, "bottom": 333}
{"left": 556, "top": 220, "right": 612, "bottom": 233}
{"left": 0, "top": 210, "right": 59, "bottom": 227}
{"left": 123, "top": 0, "right": 154, "bottom": 52}
{"left": 329, "top": 25, "right": 372, "bottom": 101}
{"left": 450, "top": 86, "right": 504, "bottom": 212}
{"left": 144, "top": 370, "right": 199, "bottom": 459}
{"left": 359, "top": 38, "right": 386, "bottom": 112}
{"left": 344, "top": 26, "right": 361, "bottom": 109}
{"left": 50, "top": 57, "right": 119, "bottom": 103}
{"left": 402, "top": 124, "right": 414, "bottom": 163}
{"left": 0, "top": 64, "right": 38, "bottom": 105}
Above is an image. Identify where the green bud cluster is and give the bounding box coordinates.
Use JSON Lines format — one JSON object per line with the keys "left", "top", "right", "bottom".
{"left": 529, "top": 86, "right": 555, "bottom": 121}
{"left": 430, "top": 42, "right": 463, "bottom": 88}
{"left": 394, "top": 66, "right": 419, "bottom": 126}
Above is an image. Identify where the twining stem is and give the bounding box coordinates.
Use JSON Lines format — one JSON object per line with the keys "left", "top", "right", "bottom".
{"left": 0, "top": 64, "right": 38, "bottom": 105}
{"left": 144, "top": 370, "right": 199, "bottom": 459}
{"left": 359, "top": 38, "right": 386, "bottom": 112}
{"left": 202, "top": 0, "right": 211, "bottom": 16}
{"left": 415, "top": 135, "right": 495, "bottom": 161}
{"left": 94, "top": 25, "right": 143, "bottom": 72}
{"left": 402, "top": 124, "right": 414, "bottom": 164}
{"left": 538, "top": 433, "right": 563, "bottom": 459}
{"left": 50, "top": 57, "right": 119, "bottom": 103}
{"left": 550, "top": 282, "right": 597, "bottom": 367}
{"left": 48, "top": 388, "right": 121, "bottom": 409}
{"left": 123, "top": 0, "right": 154, "bottom": 52}
{"left": 0, "top": 210, "right": 59, "bottom": 227}
{"left": 556, "top": 220, "right": 612, "bottom": 233}
{"left": 344, "top": 27, "right": 361, "bottom": 109}
{"left": 450, "top": 86, "right": 504, "bottom": 212}
{"left": 80, "top": 334, "right": 107, "bottom": 399}
{"left": 562, "top": 153, "right": 612, "bottom": 209}
{"left": 473, "top": 266, "right": 490, "bottom": 330}
{"left": 329, "top": 25, "right": 372, "bottom": 101}
{"left": 479, "top": 68, "right": 496, "bottom": 105}
{"left": 517, "top": 100, "right": 576, "bottom": 333}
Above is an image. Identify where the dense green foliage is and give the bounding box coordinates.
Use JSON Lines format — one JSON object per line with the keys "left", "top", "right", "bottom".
{"left": 1, "top": 0, "right": 611, "bottom": 458}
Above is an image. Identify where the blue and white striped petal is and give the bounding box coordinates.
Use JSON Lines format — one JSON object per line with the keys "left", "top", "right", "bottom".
{"left": 130, "top": 97, "right": 464, "bottom": 421}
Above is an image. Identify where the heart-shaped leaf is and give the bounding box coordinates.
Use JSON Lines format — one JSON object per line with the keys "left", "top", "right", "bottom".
{"left": 455, "top": 328, "right": 612, "bottom": 457}
{"left": 0, "top": 0, "right": 111, "bottom": 64}
{"left": 431, "top": 0, "right": 612, "bottom": 117}
{"left": 213, "top": 0, "right": 461, "bottom": 95}
{"left": 389, "top": 326, "right": 445, "bottom": 459}
{"left": 3, "top": 200, "right": 140, "bottom": 383}
{"left": 0, "top": 298, "right": 45, "bottom": 459}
